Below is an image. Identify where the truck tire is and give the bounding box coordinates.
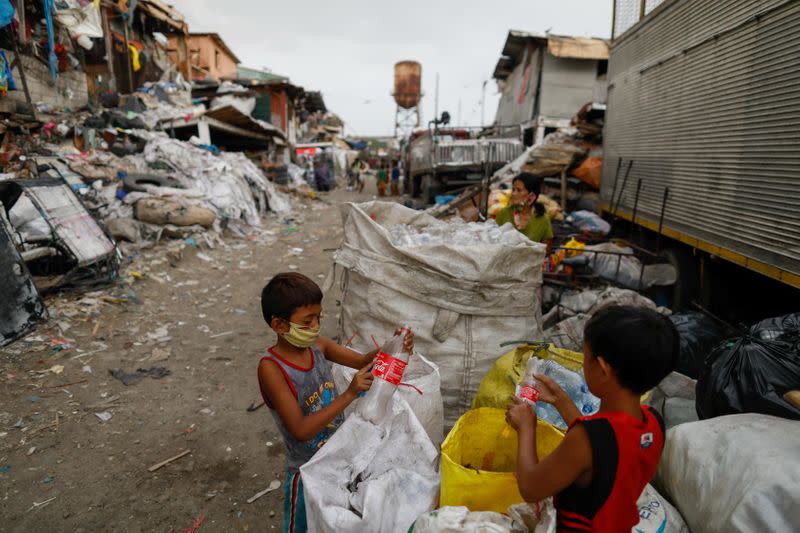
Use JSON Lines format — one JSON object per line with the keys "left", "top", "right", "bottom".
{"left": 663, "top": 247, "right": 698, "bottom": 310}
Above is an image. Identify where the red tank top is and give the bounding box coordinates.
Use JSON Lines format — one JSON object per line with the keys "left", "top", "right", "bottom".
{"left": 555, "top": 405, "right": 665, "bottom": 532}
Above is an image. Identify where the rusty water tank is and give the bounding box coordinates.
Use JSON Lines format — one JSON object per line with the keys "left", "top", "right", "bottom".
{"left": 393, "top": 61, "right": 422, "bottom": 109}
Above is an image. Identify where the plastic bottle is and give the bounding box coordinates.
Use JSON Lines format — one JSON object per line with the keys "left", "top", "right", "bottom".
{"left": 357, "top": 327, "right": 412, "bottom": 424}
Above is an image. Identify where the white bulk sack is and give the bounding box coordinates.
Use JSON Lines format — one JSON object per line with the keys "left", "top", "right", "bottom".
{"left": 635, "top": 484, "right": 689, "bottom": 533}
{"left": 332, "top": 201, "right": 545, "bottom": 427}
{"left": 332, "top": 352, "right": 444, "bottom": 444}
{"left": 656, "top": 414, "right": 800, "bottom": 533}
{"left": 301, "top": 396, "right": 439, "bottom": 533}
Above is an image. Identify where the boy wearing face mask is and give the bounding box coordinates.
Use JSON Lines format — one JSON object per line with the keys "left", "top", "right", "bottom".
{"left": 258, "top": 272, "right": 413, "bottom": 533}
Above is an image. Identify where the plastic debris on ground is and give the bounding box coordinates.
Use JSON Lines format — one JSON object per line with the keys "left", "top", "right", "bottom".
{"left": 109, "top": 366, "right": 171, "bottom": 386}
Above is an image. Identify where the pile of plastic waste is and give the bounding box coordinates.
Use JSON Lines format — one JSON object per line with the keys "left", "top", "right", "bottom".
{"left": 388, "top": 219, "right": 529, "bottom": 248}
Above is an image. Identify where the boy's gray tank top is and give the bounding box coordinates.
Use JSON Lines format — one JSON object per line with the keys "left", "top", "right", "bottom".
{"left": 260, "top": 346, "right": 344, "bottom": 473}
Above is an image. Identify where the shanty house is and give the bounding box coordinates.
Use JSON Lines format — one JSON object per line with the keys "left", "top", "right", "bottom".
{"left": 170, "top": 32, "right": 240, "bottom": 82}
{"left": 492, "top": 31, "right": 609, "bottom": 145}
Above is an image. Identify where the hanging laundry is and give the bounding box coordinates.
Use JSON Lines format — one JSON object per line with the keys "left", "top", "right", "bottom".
{"left": 43, "top": 0, "right": 59, "bottom": 80}
{"left": 128, "top": 44, "right": 141, "bottom": 72}
{"left": 0, "top": 0, "right": 13, "bottom": 28}
{"left": 0, "top": 51, "right": 16, "bottom": 95}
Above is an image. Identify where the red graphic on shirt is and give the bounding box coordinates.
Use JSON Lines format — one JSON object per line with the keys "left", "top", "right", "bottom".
{"left": 372, "top": 351, "right": 407, "bottom": 385}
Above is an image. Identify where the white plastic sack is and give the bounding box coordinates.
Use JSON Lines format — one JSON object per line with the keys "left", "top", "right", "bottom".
{"left": 55, "top": 2, "right": 103, "bottom": 39}
{"left": 332, "top": 352, "right": 444, "bottom": 444}
{"left": 645, "top": 372, "right": 698, "bottom": 430}
{"left": 635, "top": 484, "right": 689, "bottom": 533}
{"left": 411, "top": 488, "right": 686, "bottom": 533}
{"left": 332, "top": 201, "right": 545, "bottom": 427}
{"left": 301, "top": 396, "right": 439, "bottom": 533}
{"left": 411, "top": 502, "right": 555, "bottom": 533}
{"left": 656, "top": 414, "right": 800, "bottom": 533}
{"left": 410, "top": 507, "right": 518, "bottom": 533}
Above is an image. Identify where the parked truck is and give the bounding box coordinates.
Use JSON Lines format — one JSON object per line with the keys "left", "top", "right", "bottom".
{"left": 602, "top": 0, "right": 800, "bottom": 316}
{"left": 406, "top": 129, "right": 523, "bottom": 205}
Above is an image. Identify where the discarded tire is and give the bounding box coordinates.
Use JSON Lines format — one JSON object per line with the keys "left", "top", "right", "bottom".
{"left": 122, "top": 174, "right": 183, "bottom": 193}
{"left": 134, "top": 198, "right": 216, "bottom": 228}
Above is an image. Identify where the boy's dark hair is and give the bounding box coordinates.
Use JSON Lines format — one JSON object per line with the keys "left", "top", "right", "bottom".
{"left": 583, "top": 305, "right": 679, "bottom": 394}
{"left": 261, "top": 272, "right": 323, "bottom": 324}
{"left": 512, "top": 172, "right": 545, "bottom": 217}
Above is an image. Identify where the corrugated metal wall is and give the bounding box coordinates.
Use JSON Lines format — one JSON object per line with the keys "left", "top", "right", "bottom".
{"left": 603, "top": 0, "right": 800, "bottom": 277}
{"left": 494, "top": 44, "right": 539, "bottom": 132}
{"left": 539, "top": 54, "right": 600, "bottom": 119}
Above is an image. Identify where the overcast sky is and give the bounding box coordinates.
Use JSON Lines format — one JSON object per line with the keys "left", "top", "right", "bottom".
{"left": 167, "top": 0, "right": 612, "bottom": 137}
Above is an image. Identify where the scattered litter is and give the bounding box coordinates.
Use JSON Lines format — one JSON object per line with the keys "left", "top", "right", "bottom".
{"left": 247, "top": 401, "right": 265, "bottom": 412}
{"left": 42, "top": 474, "right": 55, "bottom": 485}
{"left": 246, "top": 480, "right": 282, "bottom": 504}
{"left": 148, "top": 449, "right": 191, "bottom": 472}
{"left": 184, "top": 515, "right": 205, "bottom": 533}
{"left": 46, "top": 365, "right": 65, "bottom": 375}
{"left": 288, "top": 264, "right": 298, "bottom": 270}
{"left": 290, "top": 247, "right": 304, "bottom": 255}
{"left": 149, "top": 347, "right": 171, "bottom": 362}
{"left": 82, "top": 365, "right": 93, "bottom": 374}
{"left": 110, "top": 367, "right": 171, "bottom": 386}
{"left": 209, "top": 331, "right": 233, "bottom": 339}
{"left": 0, "top": 465, "right": 10, "bottom": 474}
{"left": 196, "top": 253, "right": 214, "bottom": 262}
{"left": 95, "top": 411, "right": 113, "bottom": 423}
{"left": 27, "top": 447, "right": 36, "bottom": 456}
{"left": 27, "top": 496, "right": 57, "bottom": 512}
{"left": 50, "top": 338, "right": 73, "bottom": 351}
{"left": 30, "top": 396, "right": 38, "bottom": 403}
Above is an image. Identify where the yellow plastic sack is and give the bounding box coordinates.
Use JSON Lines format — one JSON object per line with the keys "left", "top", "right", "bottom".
{"left": 440, "top": 407, "right": 564, "bottom": 513}
{"left": 472, "top": 343, "right": 583, "bottom": 413}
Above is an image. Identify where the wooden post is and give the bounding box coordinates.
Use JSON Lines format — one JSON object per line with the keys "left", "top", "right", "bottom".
{"left": 15, "top": 0, "right": 26, "bottom": 43}
{"left": 197, "top": 119, "right": 211, "bottom": 145}
{"left": 100, "top": 4, "right": 116, "bottom": 92}
{"left": 179, "top": 34, "right": 191, "bottom": 82}
{"left": 611, "top": 0, "right": 617, "bottom": 40}
{"left": 122, "top": 20, "right": 134, "bottom": 94}
{"left": 560, "top": 167, "right": 567, "bottom": 212}
{"left": 639, "top": 0, "right": 646, "bottom": 21}
{"left": 8, "top": 27, "right": 34, "bottom": 118}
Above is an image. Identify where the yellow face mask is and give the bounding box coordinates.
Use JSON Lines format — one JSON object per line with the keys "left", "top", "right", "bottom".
{"left": 283, "top": 322, "right": 320, "bottom": 348}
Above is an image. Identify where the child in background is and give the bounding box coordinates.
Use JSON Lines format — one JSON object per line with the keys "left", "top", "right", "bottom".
{"left": 506, "top": 305, "right": 678, "bottom": 532}
{"left": 377, "top": 165, "right": 388, "bottom": 197}
{"left": 258, "top": 272, "right": 413, "bottom": 533}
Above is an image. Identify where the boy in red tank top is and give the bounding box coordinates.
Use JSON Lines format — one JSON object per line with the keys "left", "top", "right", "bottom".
{"left": 506, "top": 305, "right": 678, "bottom": 532}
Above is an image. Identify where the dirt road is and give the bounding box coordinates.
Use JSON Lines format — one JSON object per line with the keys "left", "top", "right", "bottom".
{"left": 0, "top": 185, "right": 383, "bottom": 532}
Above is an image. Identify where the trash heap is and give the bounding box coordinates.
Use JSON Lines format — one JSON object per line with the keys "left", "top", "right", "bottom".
{"left": 0, "top": 80, "right": 298, "bottom": 346}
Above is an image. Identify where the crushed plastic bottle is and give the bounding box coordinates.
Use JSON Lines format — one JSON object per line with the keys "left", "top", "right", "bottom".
{"left": 357, "top": 327, "right": 413, "bottom": 424}
{"left": 523, "top": 357, "right": 601, "bottom": 430}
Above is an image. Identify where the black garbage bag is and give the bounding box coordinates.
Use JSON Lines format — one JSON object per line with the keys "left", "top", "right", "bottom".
{"left": 696, "top": 313, "right": 800, "bottom": 420}
{"left": 669, "top": 312, "right": 727, "bottom": 378}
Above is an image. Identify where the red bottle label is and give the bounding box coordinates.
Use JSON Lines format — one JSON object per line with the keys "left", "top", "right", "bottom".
{"left": 372, "top": 351, "right": 407, "bottom": 385}
{"left": 518, "top": 384, "right": 540, "bottom": 403}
